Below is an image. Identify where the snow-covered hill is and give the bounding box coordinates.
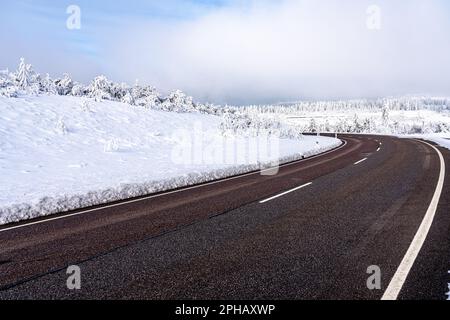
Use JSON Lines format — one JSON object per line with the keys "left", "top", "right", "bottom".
{"left": 0, "top": 95, "right": 340, "bottom": 225}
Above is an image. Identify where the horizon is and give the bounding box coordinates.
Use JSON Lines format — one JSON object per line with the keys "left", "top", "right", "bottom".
{"left": 5, "top": 56, "right": 450, "bottom": 106}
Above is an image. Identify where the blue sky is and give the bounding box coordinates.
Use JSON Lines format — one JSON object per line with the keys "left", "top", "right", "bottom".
{"left": 0, "top": 0, "right": 232, "bottom": 76}
{"left": 1, "top": 0, "right": 450, "bottom": 104}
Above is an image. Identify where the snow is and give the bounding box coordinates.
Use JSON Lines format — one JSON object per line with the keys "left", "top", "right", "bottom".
{"left": 230, "top": 97, "right": 450, "bottom": 135}
{"left": 427, "top": 136, "right": 450, "bottom": 150}
{"left": 278, "top": 109, "right": 450, "bottom": 135}
{"left": 401, "top": 133, "right": 450, "bottom": 150}
{"left": 0, "top": 95, "right": 340, "bottom": 225}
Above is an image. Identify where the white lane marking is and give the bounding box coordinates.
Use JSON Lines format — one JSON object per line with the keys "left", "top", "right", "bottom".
{"left": 0, "top": 140, "right": 347, "bottom": 233}
{"left": 382, "top": 140, "right": 446, "bottom": 300}
{"left": 354, "top": 158, "right": 368, "bottom": 165}
{"left": 259, "top": 182, "right": 312, "bottom": 204}
{"left": 377, "top": 147, "right": 381, "bottom": 152}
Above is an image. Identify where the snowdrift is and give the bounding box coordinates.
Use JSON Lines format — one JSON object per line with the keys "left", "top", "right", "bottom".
{"left": 0, "top": 95, "right": 340, "bottom": 225}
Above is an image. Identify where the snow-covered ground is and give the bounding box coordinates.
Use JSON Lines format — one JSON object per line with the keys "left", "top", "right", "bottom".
{"left": 401, "top": 133, "right": 450, "bottom": 150}
{"left": 424, "top": 136, "right": 450, "bottom": 150}
{"left": 0, "top": 95, "right": 340, "bottom": 225}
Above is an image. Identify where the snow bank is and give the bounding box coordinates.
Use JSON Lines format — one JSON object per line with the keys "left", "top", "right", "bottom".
{"left": 426, "top": 136, "right": 450, "bottom": 150}
{"left": 401, "top": 134, "right": 450, "bottom": 150}
{"left": 0, "top": 95, "right": 340, "bottom": 225}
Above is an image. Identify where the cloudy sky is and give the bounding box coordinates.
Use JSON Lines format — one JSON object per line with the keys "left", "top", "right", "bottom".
{"left": 1, "top": 0, "right": 450, "bottom": 104}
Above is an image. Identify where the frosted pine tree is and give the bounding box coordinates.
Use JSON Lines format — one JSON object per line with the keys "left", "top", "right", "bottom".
{"left": 110, "top": 82, "right": 129, "bottom": 101}
{"left": 353, "top": 114, "right": 363, "bottom": 133}
{"left": 40, "top": 73, "right": 57, "bottom": 94}
{"left": 88, "top": 75, "right": 112, "bottom": 101}
{"left": 16, "top": 58, "right": 32, "bottom": 90}
{"left": 162, "top": 90, "right": 196, "bottom": 112}
{"left": 71, "top": 84, "right": 85, "bottom": 96}
{"left": 308, "top": 118, "right": 317, "bottom": 133}
{"left": 122, "top": 91, "right": 135, "bottom": 105}
{"left": 382, "top": 102, "right": 390, "bottom": 126}
{"left": 137, "top": 86, "right": 160, "bottom": 108}
{"left": 55, "top": 73, "right": 74, "bottom": 95}
{"left": 0, "top": 70, "right": 18, "bottom": 97}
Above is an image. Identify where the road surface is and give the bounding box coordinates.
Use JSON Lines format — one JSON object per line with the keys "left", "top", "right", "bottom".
{"left": 0, "top": 134, "right": 448, "bottom": 300}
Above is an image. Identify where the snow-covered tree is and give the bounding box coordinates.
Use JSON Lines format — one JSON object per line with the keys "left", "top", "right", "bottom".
{"left": 110, "top": 82, "right": 129, "bottom": 101}
{"left": 71, "top": 83, "right": 86, "bottom": 96}
{"left": 15, "top": 58, "right": 32, "bottom": 89}
{"left": 55, "top": 73, "right": 74, "bottom": 95}
{"left": 308, "top": 118, "right": 317, "bottom": 133}
{"left": 352, "top": 115, "right": 363, "bottom": 133}
{"left": 39, "top": 73, "right": 57, "bottom": 95}
{"left": 160, "top": 90, "right": 196, "bottom": 112}
{"left": 382, "top": 102, "right": 390, "bottom": 125}
{"left": 88, "top": 75, "right": 112, "bottom": 101}
{"left": 133, "top": 85, "right": 161, "bottom": 108}
{"left": 0, "top": 69, "right": 18, "bottom": 97}
{"left": 0, "top": 82, "right": 16, "bottom": 97}
{"left": 323, "top": 119, "right": 331, "bottom": 132}
{"left": 362, "top": 118, "right": 374, "bottom": 132}
{"left": 122, "top": 91, "right": 135, "bottom": 105}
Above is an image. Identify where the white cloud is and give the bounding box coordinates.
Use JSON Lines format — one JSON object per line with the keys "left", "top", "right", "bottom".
{"left": 2, "top": 0, "right": 449, "bottom": 104}
{"left": 103, "top": 0, "right": 450, "bottom": 104}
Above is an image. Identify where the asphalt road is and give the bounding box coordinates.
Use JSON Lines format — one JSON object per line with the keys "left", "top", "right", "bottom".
{"left": 0, "top": 134, "right": 448, "bottom": 300}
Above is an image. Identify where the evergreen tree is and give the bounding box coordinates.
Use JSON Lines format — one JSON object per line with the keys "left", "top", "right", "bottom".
{"left": 16, "top": 58, "right": 32, "bottom": 89}
{"left": 382, "top": 102, "right": 390, "bottom": 125}
{"left": 39, "top": 73, "right": 57, "bottom": 94}
{"left": 55, "top": 73, "right": 74, "bottom": 95}
{"left": 88, "top": 75, "right": 112, "bottom": 101}
{"left": 308, "top": 118, "right": 317, "bottom": 133}
{"left": 122, "top": 91, "right": 135, "bottom": 105}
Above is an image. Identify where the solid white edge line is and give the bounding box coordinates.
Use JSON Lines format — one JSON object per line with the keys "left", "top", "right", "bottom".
{"left": 0, "top": 140, "right": 347, "bottom": 233}
{"left": 259, "top": 182, "right": 312, "bottom": 204}
{"left": 354, "top": 158, "right": 368, "bottom": 165}
{"left": 381, "top": 139, "right": 446, "bottom": 300}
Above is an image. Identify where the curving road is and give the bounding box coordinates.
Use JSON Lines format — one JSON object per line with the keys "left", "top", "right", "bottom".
{"left": 0, "top": 134, "right": 448, "bottom": 300}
